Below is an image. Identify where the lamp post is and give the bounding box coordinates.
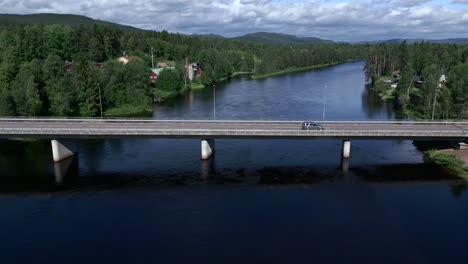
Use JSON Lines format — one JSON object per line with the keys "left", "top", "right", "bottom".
{"left": 213, "top": 83, "right": 216, "bottom": 120}
{"left": 431, "top": 86, "right": 438, "bottom": 120}
{"left": 97, "top": 82, "right": 103, "bottom": 118}
{"left": 322, "top": 85, "right": 327, "bottom": 120}
{"left": 151, "top": 46, "right": 154, "bottom": 69}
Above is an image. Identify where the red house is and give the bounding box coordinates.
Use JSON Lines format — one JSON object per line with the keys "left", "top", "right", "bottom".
{"left": 150, "top": 67, "right": 175, "bottom": 83}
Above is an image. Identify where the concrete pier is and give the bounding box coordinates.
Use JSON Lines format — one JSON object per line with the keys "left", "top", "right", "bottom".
{"left": 201, "top": 139, "right": 215, "bottom": 160}
{"left": 342, "top": 140, "right": 351, "bottom": 159}
{"left": 51, "top": 140, "right": 74, "bottom": 162}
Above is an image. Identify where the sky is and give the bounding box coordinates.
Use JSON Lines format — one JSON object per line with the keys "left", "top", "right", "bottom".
{"left": 1, "top": 0, "right": 468, "bottom": 41}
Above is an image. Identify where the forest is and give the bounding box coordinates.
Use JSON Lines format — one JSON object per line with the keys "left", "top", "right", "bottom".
{"left": 0, "top": 23, "right": 366, "bottom": 117}
{"left": 365, "top": 41, "right": 468, "bottom": 119}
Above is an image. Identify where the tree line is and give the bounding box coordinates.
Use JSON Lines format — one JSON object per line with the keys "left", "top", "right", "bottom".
{"left": 365, "top": 42, "right": 468, "bottom": 119}
{"left": 0, "top": 23, "right": 366, "bottom": 117}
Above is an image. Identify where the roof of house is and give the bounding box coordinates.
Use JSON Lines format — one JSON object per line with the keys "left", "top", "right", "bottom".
{"left": 151, "top": 67, "right": 175, "bottom": 75}
{"left": 118, "top": 56, "right": 143, "bottom": 63}
{"left": 157, "top": 62, "right": 169, "bottom": 67}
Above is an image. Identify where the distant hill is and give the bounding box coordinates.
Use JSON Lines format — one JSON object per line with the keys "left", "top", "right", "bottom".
{"left": 192, "top": 34, "right": 225, "bottom": 39}
{"left": 0, "top": 13, "right": 139, "bottom": 31}
{"left": 233, "top": 32, "right": 334, "bottom": 45}
{"left": 361, "top": 38, "right": 468, "bottom": 44}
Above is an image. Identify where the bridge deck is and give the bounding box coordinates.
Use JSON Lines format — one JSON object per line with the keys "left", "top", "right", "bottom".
{"left": 0, "top": 118, "right": 467, "bottom": 140}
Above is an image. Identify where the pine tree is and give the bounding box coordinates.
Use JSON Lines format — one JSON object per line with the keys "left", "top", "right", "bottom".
{"left": 74, "top": 56, "right": 99, "bottom": 117}
{"left": 25, "top": 76, "right": 42, "bottom": 116}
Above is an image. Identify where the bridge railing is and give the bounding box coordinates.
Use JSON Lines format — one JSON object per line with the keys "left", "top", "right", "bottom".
{"left": 0, "top": 126, "right": 466, "bottom": 137}
{"left": 1, "top": 116, "right": 468, "bottom": 125}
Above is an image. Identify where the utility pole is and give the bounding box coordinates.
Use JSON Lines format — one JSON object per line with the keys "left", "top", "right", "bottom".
{"left": 151, "top": 47, "right": 154, "bottom": 69}
{"left": 97, "top": 82, "right": 103, "bottom": 118}
{"left": 213, "top": 84, "right": 216, "bottom": 120}
{"left": 431, "top": 86, "right": 438, "bottom": 120}
{"left": 322, "top": 85, "right": 327, "bottom": 120}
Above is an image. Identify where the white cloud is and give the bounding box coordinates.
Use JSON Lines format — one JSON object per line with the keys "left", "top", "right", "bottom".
{"left": 0, "top": 0, "right": 467, "bottom": 41}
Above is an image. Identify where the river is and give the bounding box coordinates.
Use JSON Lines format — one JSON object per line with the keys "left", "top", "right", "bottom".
{"left": 0, "top": 61, "right": 467, "bottom": 263}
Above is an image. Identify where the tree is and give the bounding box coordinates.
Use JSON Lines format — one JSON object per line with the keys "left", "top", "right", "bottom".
{"left": 0, "top": 86, "right": 14, "bottom": 115}
{"left": 74, "top": 56, "right": 99, "bottom": 117}
{"left": 11, "top": 62, "right": 33, "bottom": 115}
{"left": 397, "top": 63, "right": 414, "bottom": 107}
{"left": 156, "top": 69, "right": 183, "bottom": 94}
{"left": 421, "top": 64, "right": 440, "bottom": 118}
{"left": 47, "top": 73, "right": 76, "bottom": 116}
{"left": 25, "top": 76, "right": 42, "bottom": 116}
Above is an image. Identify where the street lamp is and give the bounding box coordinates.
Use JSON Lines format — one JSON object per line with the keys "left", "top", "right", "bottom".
{"left": 213, "top": 83, "right": 216, "bottom": 120}
{"left": 322, "top": 85, "right": 327, "bottom": 120}
{"left": 97, "top": 82, "right": 103, "bottom": 118}
{"left": 431, "top": 86, "right": 439, "bottom": 120}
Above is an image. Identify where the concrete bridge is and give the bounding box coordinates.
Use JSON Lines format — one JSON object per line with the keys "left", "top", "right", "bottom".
{"left": 0, "top": 118, "right": 467, "bottom": 163}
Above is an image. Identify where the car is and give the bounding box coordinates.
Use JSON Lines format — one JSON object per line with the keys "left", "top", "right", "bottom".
{"left": 302, "top": 122, "right": 323, "bottom": 130}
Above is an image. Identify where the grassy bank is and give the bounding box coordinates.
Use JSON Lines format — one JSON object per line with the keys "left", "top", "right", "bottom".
{"left": 105, "top": 104, "right": 153, "bottom": 117}
{"left": 424, "top": 150, "right": 468, "bottom": 180}
{"left": 188, "top": 82, "right": 205, "bottom": 90}
{"left": 219, "top": 71, "right": 253, "bottom": 81}
{"left": 371, "top": 76, "right": 397, "bottom": 102}
{"left": 251, "top": 62, "right": 345, "bottom": 80}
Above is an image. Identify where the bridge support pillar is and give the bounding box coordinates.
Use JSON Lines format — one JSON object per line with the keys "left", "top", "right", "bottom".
{"left": 342, "top": 140, "right": 351, "bottom": 159}
{"left": 51, "top": 140, "right": 75, "bottom": 162}
{"left": 201, "top": 139, "right": 215, "bottom": 160}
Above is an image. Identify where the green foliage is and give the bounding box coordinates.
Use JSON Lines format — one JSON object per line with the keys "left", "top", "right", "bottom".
{"left": 25, "top": 76, "right": 42, "bottom": 116}
{"left": 48, "top": 73, "right": 76, "bottom": 116}
{"left": 104, "top": 104, "right": 152, "bottom": 117}
{"left": 74, "top": 57, "right": 100, "bottom": 116}
{"left": 0, "top": 17, "right": 366, "bottom": 117}
{"left": 366, "top": 42, "right": 468, "bottom": 119}
{"left": 155, "top": 69, "right": 184, "bottom": 97}
{"left": 424, "top": 150, "right": 467, "bottom": 177}
{"left": 0, "top": 87, "right": 14, "bottom": 115}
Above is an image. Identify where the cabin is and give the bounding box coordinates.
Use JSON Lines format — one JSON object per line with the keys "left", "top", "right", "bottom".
{"left": 156, "top": 62, "right": 169, "bottom": 68}
{"left": 186, "top": 63, "right": 203, "bottom": 81}
{"left": 150, "top": 67, "right": 176, "bottom": 83}
{"left": 118, "top": 55, "right": 143, "bottom": 65}
{"left": 439, "top": 75, "right": 447, "bottom": 88}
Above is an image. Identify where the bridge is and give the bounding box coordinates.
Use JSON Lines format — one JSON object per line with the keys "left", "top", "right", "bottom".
{"left": 0, "top": 118, "right": 467, "bottom": 162}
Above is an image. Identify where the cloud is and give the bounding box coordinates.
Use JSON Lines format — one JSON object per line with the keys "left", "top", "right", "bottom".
{"left": 0, "top": 0, "right": 467, "bottom": 41}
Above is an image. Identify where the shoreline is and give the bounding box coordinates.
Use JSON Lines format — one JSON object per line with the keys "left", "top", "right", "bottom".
{"left": 251, "top": 63, "right": 340, "bottom": 80}
{"left": 425, "top": 149, "right": 468, "bottom": 180}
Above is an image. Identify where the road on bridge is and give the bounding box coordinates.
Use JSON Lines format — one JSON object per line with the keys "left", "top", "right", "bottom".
{"left": 0, "top": 118, "right": 467, "bottom": 140}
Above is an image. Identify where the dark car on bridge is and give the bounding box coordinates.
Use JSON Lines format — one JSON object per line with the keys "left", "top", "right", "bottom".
{"left": 302, "top": 122, "right": 323, "bottom": 130}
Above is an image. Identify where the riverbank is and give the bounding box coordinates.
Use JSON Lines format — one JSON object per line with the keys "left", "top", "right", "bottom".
{"left": 105, "top": 104, "right": 153, "bottom": 117}
{"left": 424, "top": 149, "right": 468, "bottom": 180}
{"left": 251, "top": 63, "right": 340, "bottom": 80}
{"left": 370, "top": 76, "right": 397, "bottom": 102}
{"left": 219, "top": 71, "right": 253, "bottom": 81}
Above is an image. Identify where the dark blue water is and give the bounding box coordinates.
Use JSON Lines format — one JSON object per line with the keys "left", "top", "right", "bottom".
{"left": 1, "top": 62, "right": 467, "bottom": 263}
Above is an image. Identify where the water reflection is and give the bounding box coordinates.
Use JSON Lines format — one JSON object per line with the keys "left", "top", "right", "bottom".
{"left": 451, "top": 183, "right": 468, "bottom": 199}
{"left": 361, "top": 85, "right": 395, "bottom": 120}
{"left": 54, "top": 156, "right": 79, "bottom": 185}
{"left": 1, "top": 163, "right": 464, "bottom": 195}
{"left": 201, "top": 157, "right": 216, "bottom": 180}
{"left": 341, "top": 158, "right": 350, "bottom": 173}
